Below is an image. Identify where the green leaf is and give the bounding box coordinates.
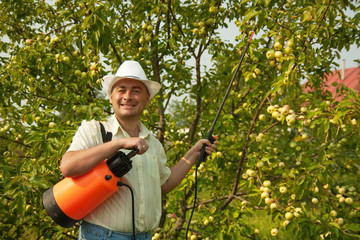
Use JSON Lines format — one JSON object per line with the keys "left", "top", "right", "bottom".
{"left": 243, "top": 10, "right": 261, "bottom": 23}
{"left": 345, "top": 223, "right": 360, "bottom": 232}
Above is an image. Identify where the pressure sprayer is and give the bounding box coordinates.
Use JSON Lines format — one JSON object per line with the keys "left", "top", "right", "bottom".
{"left": 185, "top": 25, "right": 257, "bottom": 238}
{"left": 42, "top": 149, "right": 138, "bottom": 228}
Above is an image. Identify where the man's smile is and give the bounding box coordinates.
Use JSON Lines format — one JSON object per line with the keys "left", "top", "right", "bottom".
{"left": 120, "top": 103, "right": 137, "bottom": 107}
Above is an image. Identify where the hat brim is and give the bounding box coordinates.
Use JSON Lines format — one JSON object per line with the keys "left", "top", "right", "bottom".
{"left": 102, "top": 75, "right": 161, "bottom": 99}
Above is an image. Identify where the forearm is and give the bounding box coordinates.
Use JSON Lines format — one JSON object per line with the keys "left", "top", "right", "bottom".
{"left": 161, "top": 156, "right": 196, "bottom": 194}
{"left": 60, "top": 140, "right": 122, "bottom": 178}
{"left": 161, "top": 139, "right": 217, "bottom": 194}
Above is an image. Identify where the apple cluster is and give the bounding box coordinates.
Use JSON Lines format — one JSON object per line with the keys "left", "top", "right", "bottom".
{"left": 191, "top": 6, "right": 224, "bottom": 38}
{"left": 266, "top": 39, "right": 296, "bottom": 71}
{"left": 267, "top": 104, "right": 296, "bottom": 126}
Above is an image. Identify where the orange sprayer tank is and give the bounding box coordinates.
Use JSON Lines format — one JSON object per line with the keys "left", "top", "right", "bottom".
{"left": 42, "top": 150, "right": 135, "bottom": 228}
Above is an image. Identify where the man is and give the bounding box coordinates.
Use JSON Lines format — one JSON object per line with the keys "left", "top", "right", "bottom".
{"left": 60, "top": 60, "right": 217, "bottom": 239}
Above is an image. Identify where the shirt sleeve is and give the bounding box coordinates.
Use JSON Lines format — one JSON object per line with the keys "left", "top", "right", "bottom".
{"left": 155, "top": 138, "right": 171, "bottom": 185}
{"left": 67, "top": 120, "right": 102, "bottom": 152}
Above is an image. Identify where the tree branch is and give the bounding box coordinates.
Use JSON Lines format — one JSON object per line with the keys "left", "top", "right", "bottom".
{"left": 221, "top": 93, "right": 270, "bottom": 210}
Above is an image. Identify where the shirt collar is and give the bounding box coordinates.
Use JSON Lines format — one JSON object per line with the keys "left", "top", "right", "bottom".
{"left": 108, "top": 114, "right": 151, "bottom": 139}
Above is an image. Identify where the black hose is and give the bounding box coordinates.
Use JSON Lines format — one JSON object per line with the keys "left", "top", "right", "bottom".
{"left": 118, "top": 182, "right": 136, "bottom": 240}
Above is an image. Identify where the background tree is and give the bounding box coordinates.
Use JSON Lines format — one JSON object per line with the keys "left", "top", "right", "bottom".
{"left": 0, "top": 0, "right": 359, "bottom": 239}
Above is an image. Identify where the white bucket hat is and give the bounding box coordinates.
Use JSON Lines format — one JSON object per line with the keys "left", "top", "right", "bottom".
{"left": 102, "top": 60, "right": 161, "bottom": 99}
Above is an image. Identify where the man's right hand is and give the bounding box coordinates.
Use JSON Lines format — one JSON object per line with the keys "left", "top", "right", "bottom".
{"left": 61, "top": 137, "right": 149, "bottom": 178}
{"left": 117, "top": 137, "right": 148, "bottom": 154}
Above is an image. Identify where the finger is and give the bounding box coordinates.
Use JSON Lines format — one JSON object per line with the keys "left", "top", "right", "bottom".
{"left": 138, "top": 141, "right": 148, "bottom": 154}
{"left": 205, "top": 141, "right": 217, "bottom": 153}
{"left": 205, "top": 146, "right": 216, "bottom": 154}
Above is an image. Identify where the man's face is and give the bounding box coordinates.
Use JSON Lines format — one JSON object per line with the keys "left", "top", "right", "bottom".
{"left": 110, "top": 78, "right": 150, "bottom": 121}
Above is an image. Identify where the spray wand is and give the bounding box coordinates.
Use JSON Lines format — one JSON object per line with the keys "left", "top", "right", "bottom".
{"left": 186, "top": 25, "right": 256, "bottom": 238}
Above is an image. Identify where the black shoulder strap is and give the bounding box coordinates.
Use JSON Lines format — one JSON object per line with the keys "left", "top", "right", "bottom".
{"left": 99, "top": 122, "right": 112, "bottom": 143}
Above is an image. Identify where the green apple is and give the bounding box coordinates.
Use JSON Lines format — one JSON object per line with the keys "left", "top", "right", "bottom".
{"left": 267, "top": 105, "right": 275, "bottom": 113}
{"left": 284, "top": 46, "right": 292, "bottom": 54}
{"left": 272, "top": 111, "right": 280, "bottom": 119}
{"left": 75, "top": 69, "right": 82, "bottom": 76}
{"left": 286, "top": 114, "right": 296, "bottom": 125}
{"left": 277, "top": 113, "right": 285, "bottom": 121}
{"left": 270, "top": 203, "right": 277, "bottom": 209}
{"left": 48, "top": 122, "right": 56, "bottom": 128}
{"left": 281, "top": 105, "right": 290, "bottom": 115}
{"left": 263, "top": 180, "right": 271, "bottom": 187}
{"left": 259, "top": 114, "right": 266, "bottom": 121}
{"left": 261, "top": 192, "right": 269, "bottom": 198}
{"left": 279, "top": 186, "right": 287, "bottom": 194}
{"left": 271, "top": 228, "right": 279, "bottom": 236}
{"left": 287, "top": 39, "right": 295, "bottom": 48}
{"left": 256, "top": 133, "right": 265, "bottom": 142}
{"left": 345, "top": 197, "right": 353, "bottom": 204}
{"left": 25, "top": 39, "right": 34, "bottom": 45}
{"left": 274, "top": 51, "right": 283, "bottom": 59}
{"left": 266, "top": 50, "right": 275, "bottom": 60}
{"left": 246, "top": 169, "right": 256, "bottom": 177}
{"left": 285, "top": 212, "right": 293, "bottom": 220}
{"left": 209, "top": 6, "right": 218, "bottom": 14}
{"left": 338, "top": 187, "right": 346, "bottom": 194}
{"left": 192, "top": 28, "right": 199, "bottom": 35}
{"left": 301, "top": 133, "right": 308, "bottom": 140}
{"left": 147, "top": 25, "right": 154, "bottom": 32}
{"left": 190, "top": 234, "right": 197, "bottom": 240}
{"left": 141, "top": 23, "right": 148, "bottom": 30}
{"left": 257, "top": 161, "right": 264, "bottom": 168}
{"left": 288, "top": 172, "right": 295, "bottom": 179}
{"left": 62, "top": 56, "right": 70, "bottom": 63}
{"left": 283, "top": 220, "right": 290, "bottom": 226}
{"left": 312, "top": 198, "right": 319, "bottom": 204}
{"left": 269, "top": 60, "right": 276, "bottom": 67}
{"left": 330, "top": 210, "right": 337, "bottom": 217}
{"left": 337, "top": 218, "right": 344, "bottom": 225}
{"left": 274, "top": 41, "right": 282, "bottom": 50}
{"left": 206, "top": 18, "right": 215, "bottom": 25}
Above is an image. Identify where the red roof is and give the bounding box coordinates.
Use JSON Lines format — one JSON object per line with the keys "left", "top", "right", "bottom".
{"left": 304, "top": 67, "right": 360, "bottom": 101}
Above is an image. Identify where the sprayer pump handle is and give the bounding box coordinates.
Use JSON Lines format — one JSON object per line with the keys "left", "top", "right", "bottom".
{"left": 195, "top": 135, "right": 217, "bottom": 168}
{"left": 126, "top": 148, "right": 139, "bottom": 159}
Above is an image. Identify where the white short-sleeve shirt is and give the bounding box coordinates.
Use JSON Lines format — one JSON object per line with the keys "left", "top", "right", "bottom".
{"left": 67, "top": 115, "right": 171, "bottom": 232}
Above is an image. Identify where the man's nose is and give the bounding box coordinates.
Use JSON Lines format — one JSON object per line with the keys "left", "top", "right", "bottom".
{"left": 123, "top": 90, "right": 132, "bottom": 100}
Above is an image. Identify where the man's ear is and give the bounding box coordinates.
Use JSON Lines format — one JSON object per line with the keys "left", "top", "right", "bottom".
{"left": 145, "top": 93, "right": 150, "bottom": 105}
{"left": 109, "top": 94, "right": 113, "bottom": 104}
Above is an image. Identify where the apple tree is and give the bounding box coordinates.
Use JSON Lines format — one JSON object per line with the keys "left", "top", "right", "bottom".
{"left": 156, "top": 1, "right": 360, "bottom": 240}
{"left": 0, "top": 0, "right": 359, "bottom": 240}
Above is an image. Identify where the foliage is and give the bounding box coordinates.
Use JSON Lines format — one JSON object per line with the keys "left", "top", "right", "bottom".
{"left": 0, "top": 0, "right": 359, "bottom": 239}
